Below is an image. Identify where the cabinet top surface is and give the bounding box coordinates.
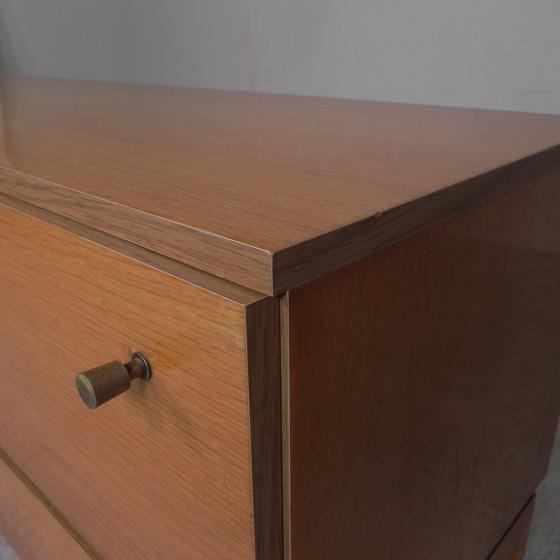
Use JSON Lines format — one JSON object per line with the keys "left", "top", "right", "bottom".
{"left": 1, "top": 76, "right": 560, "bottom": 294}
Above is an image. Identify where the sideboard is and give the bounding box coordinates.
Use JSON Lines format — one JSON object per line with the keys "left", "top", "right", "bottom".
{"left": 1, "top": 76, "right": 560, "bottom": 560}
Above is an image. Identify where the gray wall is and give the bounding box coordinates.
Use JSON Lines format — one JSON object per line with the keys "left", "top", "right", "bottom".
{"left": 1, "top": 0, "right": 559, "bottom": 113}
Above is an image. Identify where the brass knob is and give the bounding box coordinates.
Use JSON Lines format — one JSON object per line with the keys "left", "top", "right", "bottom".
{"left": 75, "top": 352, "right": 151, "bottom": 409}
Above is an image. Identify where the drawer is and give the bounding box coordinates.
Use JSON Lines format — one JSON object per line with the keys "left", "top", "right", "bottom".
{"left": 0, "top": 203, "right": 280, "bottom": 560}
{"left": 0, "top": 452, "right": 91, "bottom": 560}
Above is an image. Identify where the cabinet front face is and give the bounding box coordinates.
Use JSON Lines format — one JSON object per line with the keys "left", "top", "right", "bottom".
{"left": 0, "top": 204, "right": 265, "bottom": 560}
{"left": 285, "top": 171, "right": 560, "bottom": 560}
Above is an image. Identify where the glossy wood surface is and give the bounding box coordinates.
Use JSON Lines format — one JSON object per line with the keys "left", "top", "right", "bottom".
{"left": 0, "top": 451, "right": 94, "bottom": 560}
{"left": 1, "top": 76, "right": 560, "bottom": 293}
{"left": 0, "top": 191, "right": 262, "bottom": 306}
{"left": 487, "top": 496, "right": 535, "bottom": 560}
{"left": 0, "top": 203, "right": 279, "bottom": 560}
{"left": 285, "top": 170, "right": 560, "bottom": 559}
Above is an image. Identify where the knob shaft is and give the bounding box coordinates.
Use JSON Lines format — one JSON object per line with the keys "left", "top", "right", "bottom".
{"left": 75, "top": 352, "right": 151, "bottom": 409}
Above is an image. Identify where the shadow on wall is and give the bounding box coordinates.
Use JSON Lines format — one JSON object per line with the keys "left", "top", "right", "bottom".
{"left": 0, "top": 4, "right": 24, "bottom": 75}
{"left": 0, "top": 9, "right": 10, "bottom": 73}
{"left": 0, "top": 6, "right": 18, "bottom": 168}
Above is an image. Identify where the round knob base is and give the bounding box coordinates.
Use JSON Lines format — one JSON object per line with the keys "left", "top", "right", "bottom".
{"left": 75, "top": 352, "right": 151, "bottom": 409}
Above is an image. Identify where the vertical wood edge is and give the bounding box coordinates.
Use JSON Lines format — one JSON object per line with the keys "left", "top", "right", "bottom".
{"left": 279, "top": 293, "right": 292, "bottom": 560}
{"left": 0, "top": 446, "right": 102, "bottom": 560}
{"left": 245, "top": 296, "right": 284, "bottom": 560}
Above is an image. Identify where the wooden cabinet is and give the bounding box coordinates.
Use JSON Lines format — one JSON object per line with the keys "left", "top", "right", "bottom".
{"left": 1, "top": 76, "right": 560, "bottom": 559}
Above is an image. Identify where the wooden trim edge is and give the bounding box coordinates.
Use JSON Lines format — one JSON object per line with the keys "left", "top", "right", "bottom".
{"left": 2, "top": 146, "right": 560, "bottom": 296}
{"left": 279, "top": 293, "right": 292, "bottom": 560}
{"left": 272, "top": 147, "right": 560, "bottom": 293}
{"left": 246, "top": 297, "right": 284, "bottom": 560}
{"left": 0, "top": 191, "right": 263, "bottom": 305}
{"left": 0, "top": 165, "right": 274, "bottom": 294}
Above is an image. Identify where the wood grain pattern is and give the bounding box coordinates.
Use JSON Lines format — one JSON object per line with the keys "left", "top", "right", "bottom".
{"left": 285, "top": 170, "right": 560, "bottom": 559}
{"left": 487, "top": 496, "right": 535, "bottom": 560}
{"left": 0, "top": 191, "right": 262, "bottom": 306}
{"left": 0, "top": 450, "right": 95, "bottom": 560}
{"left": 0, "top": 203, "right": 280, "bottom": 560}
{"left": 1, "top": 76, "right": 560, "bottom": 293}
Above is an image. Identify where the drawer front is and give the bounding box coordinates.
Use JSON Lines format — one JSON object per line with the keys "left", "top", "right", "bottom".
{"left": 0, "top": 451, "right": 91, "bottom": 560}
{"left": 0, "top": 204, "right": 263, "bottom": 559}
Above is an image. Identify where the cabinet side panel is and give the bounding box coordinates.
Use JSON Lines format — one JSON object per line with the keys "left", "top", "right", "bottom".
{"left": 287, "top": 170, "right": 560, "bottom": 560}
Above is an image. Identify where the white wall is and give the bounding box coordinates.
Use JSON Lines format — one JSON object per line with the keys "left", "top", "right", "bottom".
{"left": 0, "top": 0, "right": 559, "bottom": 113}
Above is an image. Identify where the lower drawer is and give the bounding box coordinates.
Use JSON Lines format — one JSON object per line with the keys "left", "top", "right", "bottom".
{"left": 0, "top": 453, "right": 90, "bottom": 560}
{"left": 0, "top": 204, "right": 278, "bottom": 559}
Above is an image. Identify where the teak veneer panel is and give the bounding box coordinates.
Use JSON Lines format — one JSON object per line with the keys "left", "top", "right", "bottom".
{"left": 285, "top": 170, "right": 560, "bottom": 560}
{"left": 1, "top": 76, "right": 560, "bottom": 293}
{"left": 0, "top": 203, "right": 281, "bottom": 560}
